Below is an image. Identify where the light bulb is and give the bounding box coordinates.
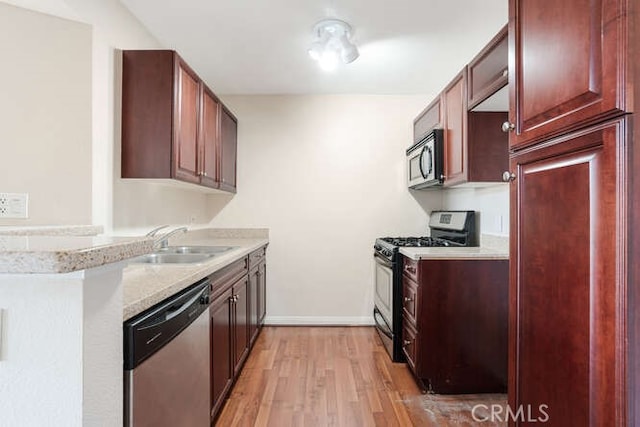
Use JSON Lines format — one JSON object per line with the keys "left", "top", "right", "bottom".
{"left": 308, "top": 41, "right": 324, "bottom": 60}
{"left": 319, "top": 49, "right": 339, "bottom": 71}
{"left": 341, "top": 41, "right": 359, "bottom": 63}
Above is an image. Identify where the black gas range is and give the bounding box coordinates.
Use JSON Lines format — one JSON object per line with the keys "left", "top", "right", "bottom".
{"left": 373, "top": 211, "right": 478, "bottom": 362}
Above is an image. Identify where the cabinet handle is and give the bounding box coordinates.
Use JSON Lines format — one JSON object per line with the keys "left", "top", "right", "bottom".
{"left": 403, "top": 340, "right": 412, "bottom": 347}
{"left": 501, "top": 121, "right": 515, "bottom": 133}
{"left": 502, "top": 171, "right": 516, "bottom": 182}
{"left": 404, "top": 296, "right": 413, "bottom": 303}
{"left": 202, "top": 172, "right": 208, "bottom": 177}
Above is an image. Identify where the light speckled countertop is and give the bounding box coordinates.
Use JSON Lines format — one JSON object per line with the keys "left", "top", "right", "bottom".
{"left": 0, "top": 235, "right": 154, "bottom": 274}
{"left": 0, "top": 225, "right": 103, "bottom": 236}
{"left": 399, "top": 234, "right": 509, "bottom": 260}
{"left": 123, "top": 229, "right": 269, "bottom": 320}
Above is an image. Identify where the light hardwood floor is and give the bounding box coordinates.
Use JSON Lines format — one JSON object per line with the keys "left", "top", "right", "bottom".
{"left": 215, "top": 326, "right": 506, "bottom": 426}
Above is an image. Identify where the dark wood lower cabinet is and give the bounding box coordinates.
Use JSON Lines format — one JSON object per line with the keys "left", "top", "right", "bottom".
{"left": 402, "top": 257, "right": 508, "bottom": 394}
{"left": 509, "top": 118, "right": 628, "bottom": 426}
{"left": 209, "top": 246, "right": 267, "bottom": 423}
{"left": 210, "top": 287, "right": 233, "bottom": 419}
{"left": 232, "top": 277, "right": 249, "bottom": 377}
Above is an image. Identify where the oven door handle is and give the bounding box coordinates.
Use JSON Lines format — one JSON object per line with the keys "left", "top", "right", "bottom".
{"left": 373, "top": 253, "right": 393, "bottom": 269}
{"left": 373, "top": 308, "right": 393, "bottom": 339}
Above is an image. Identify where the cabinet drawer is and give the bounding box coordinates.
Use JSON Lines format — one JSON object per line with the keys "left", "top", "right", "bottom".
{"left": 402, "top": 317, "right": 418, "bottom": 374}
{"left": 402, "top": 278, "right": 419, "bottom": 326}
{"left": 248, "top": 246, "right": 266, "bottom": 269}
{"left": 210, "top": 257, "right": 248, "bottom": 299}
{"left": 402, "top": 257, "right": 419, "bottom": 282}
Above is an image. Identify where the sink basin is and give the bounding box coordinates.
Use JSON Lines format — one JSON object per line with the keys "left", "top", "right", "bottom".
{"left": 157, "top": 245, "right": 237, "bottom": 255}
{"left": 132, "top": 253, "right": 215, "bottom": 264}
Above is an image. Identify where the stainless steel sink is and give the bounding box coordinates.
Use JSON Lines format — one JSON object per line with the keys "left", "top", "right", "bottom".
{"left": 132, "top": 253, "right": 215, "bottom": 264}
{"left": 157, "top": 245, "right": 237, "bottom": 255}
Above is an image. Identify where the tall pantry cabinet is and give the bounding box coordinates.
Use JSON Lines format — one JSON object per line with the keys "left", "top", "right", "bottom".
{"left": 505, "top": 1, "right": 638, "bottom": 426}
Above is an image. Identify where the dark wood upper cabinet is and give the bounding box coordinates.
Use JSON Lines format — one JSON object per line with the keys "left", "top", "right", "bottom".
{"left": 219, "top": 106, "right": 238, "bottom": 193}
{"left": 200, "top": 86, "right": 220, "bottom": 188}
{"left": 468, "top": 24, "right": 508, "bottom": 110}
{"left": 507, "top": 0, "right": 628, "bottom": 149}
{"left": 415, "top": 25, "right": 510, "bottom": 188}
{"left": 509, "top": 118, "right": 627, "bottom": 426}
{"left": 174, "top": 59, "right": 201, "bottom": 184}
{"left": 413, "top": 96, "right": 442, "bottom": 144}
{"left": 442, "top": 69, "right": 468, "bottom": 186}
{"left": 121, "top": 50, "right": 237, "bottom": 192}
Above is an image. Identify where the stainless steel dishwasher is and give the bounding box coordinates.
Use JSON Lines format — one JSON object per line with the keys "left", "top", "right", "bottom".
{"left": 124, "top": 279, "right": 211, "bottom": 427}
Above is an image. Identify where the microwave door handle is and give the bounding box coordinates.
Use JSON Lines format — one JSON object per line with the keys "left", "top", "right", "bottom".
{"left": 424, "top": 146, "right": 433, "bottom": 176}
{"left": 418, "top": 146, "right": 426, "bottom": 178}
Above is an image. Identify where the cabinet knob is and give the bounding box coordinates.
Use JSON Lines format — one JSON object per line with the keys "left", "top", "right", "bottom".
{"left": 404, "top": 296, "right": 413, "bottom": 303}
{"left": 502, "top": 68, "right": 509, "bottom": 78}
{"left": 202, "top": 172, "right": 208, "bottom": 177}
{"left": 403, "top": 340, "right": 412, "bottom": 347}
{"left": 439, "top": 174, "right": 445, "bottom": 181}
{"left": 502, "top": 171, "right": 516, "bottom": 182}
{"left": 502, "top": 121, "right": 515, "bottom": 133}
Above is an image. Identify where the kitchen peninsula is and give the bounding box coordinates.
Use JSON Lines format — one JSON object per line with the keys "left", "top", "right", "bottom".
{"left": 0, "top": 227, "right": 268, "bottom": 427}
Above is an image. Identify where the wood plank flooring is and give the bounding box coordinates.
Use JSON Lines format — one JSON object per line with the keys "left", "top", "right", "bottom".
{"left": 215, "top": 326, "right": 506, "bottom": 426}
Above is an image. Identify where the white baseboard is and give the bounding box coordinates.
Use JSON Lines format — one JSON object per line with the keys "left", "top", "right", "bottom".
{"left": 264, "top": 316, "right": 375, "bottom": 326}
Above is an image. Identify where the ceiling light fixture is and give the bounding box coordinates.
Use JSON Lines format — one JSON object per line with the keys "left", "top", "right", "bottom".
{"left": 308, "top": 19, "right": 359, "bottom": 71}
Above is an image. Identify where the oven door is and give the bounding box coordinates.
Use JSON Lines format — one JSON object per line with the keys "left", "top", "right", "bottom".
{"left": 373, "top": 253, "right": 394, "bottom": 328}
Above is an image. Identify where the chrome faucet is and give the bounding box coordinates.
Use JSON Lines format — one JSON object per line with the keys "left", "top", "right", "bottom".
{"left": 154, "top": 227, "right": 188, "bottom": 249}
{"left": 146, "top": 225, "right": 170, "bottom": 237}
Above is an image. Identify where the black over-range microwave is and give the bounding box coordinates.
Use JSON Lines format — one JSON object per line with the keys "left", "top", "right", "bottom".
{"left": 406, "top": 129, "right": 444, "bottom": 189}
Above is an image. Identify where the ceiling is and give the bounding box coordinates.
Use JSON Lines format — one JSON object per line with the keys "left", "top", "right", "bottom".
{"left": 120, "top": 0, "right": 507, "bottom": 95}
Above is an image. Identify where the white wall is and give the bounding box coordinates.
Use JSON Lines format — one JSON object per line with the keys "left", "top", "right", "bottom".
{"left": 1, "top": 0, "right": 213, "bottom": 233}
{"left": 0, "top": 3, "right": 92, "bottom": 226}
{"left": 59, "top": 0, "right": 214, "bottom": 233}
{"left": 208, "top": 95, "right": 442, "bottom": 324}
{"left": 442, "top": 185, "right": 510, "bottom": 236}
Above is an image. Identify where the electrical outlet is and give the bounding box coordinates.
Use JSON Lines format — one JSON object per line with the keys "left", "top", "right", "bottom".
{"left": 0, "top": 193, "right": 28, "bottom": 219}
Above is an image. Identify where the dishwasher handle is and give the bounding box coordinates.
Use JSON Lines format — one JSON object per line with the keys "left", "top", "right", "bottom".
{"left": 165, "top": 289, "right": 208, "bottom": 322}
{"left": 124, "top": 279, "right": 211, "bottom": 370}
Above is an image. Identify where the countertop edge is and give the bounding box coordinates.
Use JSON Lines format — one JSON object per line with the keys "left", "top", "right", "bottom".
{"left": 398, "top": 247, "right": 509, "bottom": 261}
{"left": 0, "top": 237, "right": 154, "bottom": 274}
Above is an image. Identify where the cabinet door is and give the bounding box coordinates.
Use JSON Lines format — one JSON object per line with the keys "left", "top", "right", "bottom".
{"left": 200, "top": 87, "right": 219, "bottom": 188}
{"left": 413, "top": 96, "right": 442, "bottom": 143}
{"left": 174, "top": 59, "right": 200, "bottom": 183}
{"left": 508, "top": 0, "right": 627, "bottom": 149}
{"left": 509, "top": 118, "right": 627, "bottom": 426}
{"left": 248, "top": 267, "right": 259, "bottom": 345}
{"left": 258, "top": 260, "right": 266, "bottom": 325}
{"left": 219, "top": 107, "right": 237, "bottom": 193}
{"left": 210, "top": 288, "right": 233, "bottom": 419}
{"left": 442, "top": 69, "right": 468, "bottom": 186}
{"left": 468, "top": 25, "right": 508, "bottom": 110}
{"left": 402, "top": 316, "right": 418, "bottom": 375}
{"left": 232, "top": 277, "right": 249, "bottom": 376}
